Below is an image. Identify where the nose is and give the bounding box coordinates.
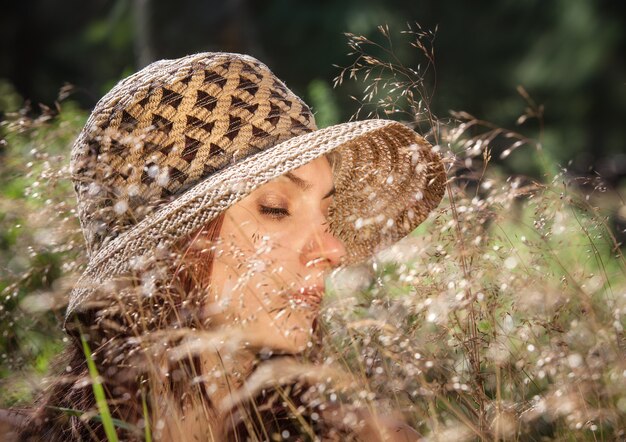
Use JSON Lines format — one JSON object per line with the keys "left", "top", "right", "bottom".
{"left": 300, "top": 221, "right": 347, "bottom": 269}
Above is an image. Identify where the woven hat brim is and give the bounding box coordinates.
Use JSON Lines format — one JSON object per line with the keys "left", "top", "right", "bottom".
{"left": 67, "top": 119, "right": 446, "bottom": 317}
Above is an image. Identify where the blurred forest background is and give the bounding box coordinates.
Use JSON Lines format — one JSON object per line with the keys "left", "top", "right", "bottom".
{"left": 1, "top": 1, "right": 626, "bottom": 437}
{"left": 1, "top": 0, "right": 625, "bottom": 181}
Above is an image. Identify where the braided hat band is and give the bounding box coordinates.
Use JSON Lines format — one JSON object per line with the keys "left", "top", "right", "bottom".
{"left": 68, "top": 52, "right": 446, "bottom": 318}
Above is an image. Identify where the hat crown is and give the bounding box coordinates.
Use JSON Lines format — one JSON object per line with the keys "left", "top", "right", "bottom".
{"left": 71, "top": 53, "right": 316, "bottom": 257}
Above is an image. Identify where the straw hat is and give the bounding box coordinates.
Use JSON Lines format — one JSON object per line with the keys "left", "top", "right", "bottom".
{"left": 67, "top": 52, "right": 446, "bottom": 318}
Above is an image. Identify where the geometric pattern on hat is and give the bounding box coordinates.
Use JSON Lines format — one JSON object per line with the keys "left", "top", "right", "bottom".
{"left": 71, "top": 53, "right": 315, "bottom": 258}
{"left": 67, "top": 53, "right": 446, "bottom": 318}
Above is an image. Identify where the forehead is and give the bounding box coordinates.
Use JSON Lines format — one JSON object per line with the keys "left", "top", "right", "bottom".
{"left": 243, "top": 157, "right": 334, "bottom": 196}
{"left": 280, "top": 156, "right": 333, "bottom": 186}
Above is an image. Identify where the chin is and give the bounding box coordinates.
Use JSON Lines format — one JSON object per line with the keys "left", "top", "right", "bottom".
{"left": 237, "top": 314, "right": 315, "bottom": 355}
{"left": 283, "top": 330, "right": 313, "bottom": 353}
{"left": 272, "top": 319, "right": 316, "bottom": 354}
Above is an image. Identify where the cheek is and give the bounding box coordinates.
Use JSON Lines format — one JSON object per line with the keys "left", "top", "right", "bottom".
{"left": 205, "top": 208, "right": 312, "bottom": 316}
{"left": 206, "top": 241, "right": 319, "bottom": 352}
{"left": 203, "top": 256, "right": 236, "bottom": 322}
{"left": 207, "top": 231, "right": 277, "bottom": 315}
{"left": 209, "top": 247, "right": 299, "bottom": 322}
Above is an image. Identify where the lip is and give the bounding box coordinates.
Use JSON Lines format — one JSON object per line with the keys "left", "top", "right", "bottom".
{"left": 290, "top": 285, "right": 325, "bottom": 308}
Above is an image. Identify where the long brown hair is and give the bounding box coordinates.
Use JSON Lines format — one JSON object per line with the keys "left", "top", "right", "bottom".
{"left": 18, "top": 213, "right": 225, "bottom": 441}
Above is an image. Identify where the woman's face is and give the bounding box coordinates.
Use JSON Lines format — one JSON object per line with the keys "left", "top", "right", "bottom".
{"left": 204, "top": 157, "right": 346, "bottom": 353}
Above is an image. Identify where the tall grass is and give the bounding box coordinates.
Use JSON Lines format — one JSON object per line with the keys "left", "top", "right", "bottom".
{"left": 1, "top": 24, "right": 625, "bottom": 440}
{"left": 325, "top": 23, "right": 626, "bottom": 440}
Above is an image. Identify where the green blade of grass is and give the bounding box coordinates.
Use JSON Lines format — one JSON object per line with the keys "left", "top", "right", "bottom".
{"left": 80, "top": 334, "right": 120, "bottom": 442}
{"left": 141, "top": 389, "right": 152, "bottom": 442}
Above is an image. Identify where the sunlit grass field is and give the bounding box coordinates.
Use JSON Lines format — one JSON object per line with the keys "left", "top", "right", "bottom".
{"left": 1, "top": 26, "right": 625, "bottom": 440}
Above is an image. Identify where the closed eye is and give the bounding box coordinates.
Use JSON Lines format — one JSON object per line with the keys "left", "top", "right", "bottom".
{"left": 259, "top": 205, "right": 290, "bottom": 219}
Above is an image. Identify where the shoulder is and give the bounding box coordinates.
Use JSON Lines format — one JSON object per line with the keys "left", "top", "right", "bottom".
{"left": 359, "top": 413, "right": 422, "bottom": 442}
{"left": 320, "top": 406, "right": 422, "bottom": 442}
{"left": 220, "top": 356, "right": 423, "bottom": 441}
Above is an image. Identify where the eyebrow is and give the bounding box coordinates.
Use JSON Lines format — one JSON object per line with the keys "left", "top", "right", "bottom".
{"left": 284, "top": 172, "right": 335, "bottom": 199}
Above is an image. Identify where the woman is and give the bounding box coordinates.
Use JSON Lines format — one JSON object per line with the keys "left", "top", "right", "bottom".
{"left": 16, "top": 52, "right": 445, "bottom": 441}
